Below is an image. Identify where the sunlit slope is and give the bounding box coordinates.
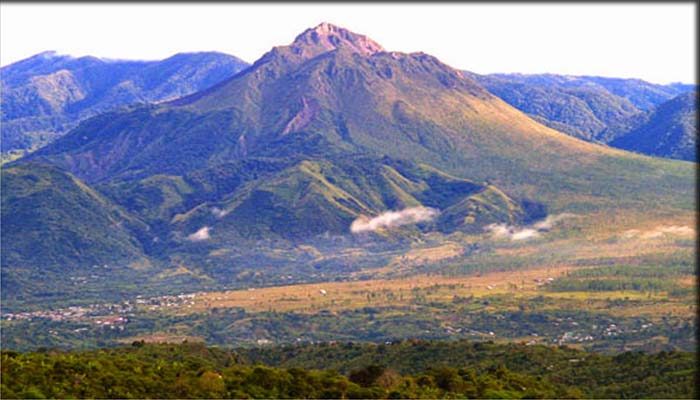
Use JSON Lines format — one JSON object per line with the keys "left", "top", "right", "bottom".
{"left": 29, "top": 24, "right": 693, "bottom": 218}
{"left": 163, "top": 156, "right": 527, "bottom": 240}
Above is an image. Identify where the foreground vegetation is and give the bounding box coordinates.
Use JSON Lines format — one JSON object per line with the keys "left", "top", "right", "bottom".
{"left": 1, "top": 341, "right": 695, "bottom": 399}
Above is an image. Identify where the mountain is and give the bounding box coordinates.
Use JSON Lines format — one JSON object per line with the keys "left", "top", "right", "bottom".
{"left": 0, "top": 51, "right": 249, "bottom": 158}
{"left": 30, "top": 24, "right": 692, "bottom": 203}
{"left": 611, "top": 92, "right": 697, "bottom": 161}
{"left": 0, "top": 162, "right": 150, "bottom": 268}
{"left": 467, "top": 73, "right": 695, "bottom": 144}
{"left": 576, "top": 76, "right": 695, "bottom": 111}
{"left": 0, "top": 162, "right": 153, "bottom": 301}
{"left": 3, "top": 23, "right": 695, "bottom": 305}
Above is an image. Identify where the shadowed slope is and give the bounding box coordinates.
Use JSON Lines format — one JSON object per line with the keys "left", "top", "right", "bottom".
{"left": 1, "top": 162, "right": 150, "bottom": 271}
{"left": 611, "top": 92, "right": 697, "bottom": 161}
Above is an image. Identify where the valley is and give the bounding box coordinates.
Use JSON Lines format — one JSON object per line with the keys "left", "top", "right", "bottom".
{"left": 2, "top": 209, "right": 695, "bottom": 353}
{"left": 0, "top": 16, "right": 696, "bottom": 399}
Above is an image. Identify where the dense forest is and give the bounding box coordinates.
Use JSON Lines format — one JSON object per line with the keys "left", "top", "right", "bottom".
{"left": 1, "top": 340, "right": 696, "bottom": 399}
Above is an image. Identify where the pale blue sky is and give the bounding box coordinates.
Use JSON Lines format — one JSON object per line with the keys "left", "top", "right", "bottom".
{"left": 1, "top": 3, "right": 695, "bottom": 84}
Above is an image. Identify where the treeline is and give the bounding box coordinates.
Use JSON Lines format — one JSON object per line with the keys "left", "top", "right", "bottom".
{"left": 559, "top": 264, "right": 693, "bottom": 279}
{"left": 545, "top": 264, "right": 693, "bottom": 293}
{"left": 1, "top": 340, "right": 696, "bottom": 399}
{"left": 546, "top": 277, "right": 676, "bottom": 292}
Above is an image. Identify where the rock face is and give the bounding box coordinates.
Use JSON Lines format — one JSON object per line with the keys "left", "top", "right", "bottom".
{"left": 291, "top": 22, "right": 385, "bottom": 57}
{"left": 1, "top": 51, "right": 249, "bottom": 156}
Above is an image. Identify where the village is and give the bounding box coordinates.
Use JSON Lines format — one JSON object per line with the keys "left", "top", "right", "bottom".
{"left": 1, "top": 285, "right": 657, "bottom": 352}
{"left": 1, "top": 292, "right": 200, "bottom": 326}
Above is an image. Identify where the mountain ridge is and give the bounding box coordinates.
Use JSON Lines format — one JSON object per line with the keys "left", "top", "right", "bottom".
{"left": 611, "top": 91, "right": 697, "bottom": 161}
{"left": 467, "top": 72, "right": 696, "bottom": 159}
{"left": 1, "top": 51, "right": 250, "bottom": 157}
{"left": 3, "top": 23, "right": 695, "bottom": 306}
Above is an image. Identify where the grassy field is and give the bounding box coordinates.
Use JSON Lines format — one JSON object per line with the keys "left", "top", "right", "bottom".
{"left": 155, "top": 259, "right": 693, "bottom": 322}
{"left": 168, "top": 264, "right": 580, "bottom": 314}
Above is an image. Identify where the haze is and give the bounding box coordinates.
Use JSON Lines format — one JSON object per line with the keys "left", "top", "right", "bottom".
{"left": 0, "top": 3, "right": 695, "bottom": 84}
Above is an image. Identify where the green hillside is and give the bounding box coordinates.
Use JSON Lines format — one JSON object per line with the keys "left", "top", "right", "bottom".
{"left": 1, "top": 162, "right": 149, "bottom": 269}
{"left": 467, "top": 72, "right": 696, "bottom": 161}
{"left": 0, "top": 163, "right": 154, "bottom": 303}
{"left": 172, "top": 157, "right": 528, "bottom": 240}
{"left": 612, "top": 91, "right": 697, "bottom": 161}
{"left": 466, "top": 72, "right": 646, "bottom": 142}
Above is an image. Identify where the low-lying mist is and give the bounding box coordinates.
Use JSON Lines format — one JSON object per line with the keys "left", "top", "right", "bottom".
{"left": 187, "top": 226, "right": 211, "bottom": 241}
{"left": 485, "top": 213, "right": 577, "bottom": 241}
{"left": 350, "top": 206, "right": 440, "bottom": 233}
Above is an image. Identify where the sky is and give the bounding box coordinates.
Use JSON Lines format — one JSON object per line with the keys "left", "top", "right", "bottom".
{"left": 0, "top": 3, "right": 696, "bottom": 84}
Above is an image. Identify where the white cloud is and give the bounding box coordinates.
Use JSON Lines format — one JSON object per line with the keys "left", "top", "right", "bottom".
{"left": 187, "top": 226, "right": 211, "bottom": 241}
{"left": 532, "top": 213, "right": 576, "bottom": 230}
{"left": 511, "top": 228, "right": 540, "bottom": 241}
{"left": 485, "top": 224, "right": 540, "bottom": 241}
{"left": 350, "top": 206, "right": 439, "bottom": 233}
{"left": 485, "top": 213, "right": 576, "bottom": 241}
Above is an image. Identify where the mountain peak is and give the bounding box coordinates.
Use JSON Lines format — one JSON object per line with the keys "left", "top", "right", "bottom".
{"left": 35, "top": 50, "right": 60, "bottom": 58}
{"left": 290, "top": 22, "right": 385, "bottom": 57}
